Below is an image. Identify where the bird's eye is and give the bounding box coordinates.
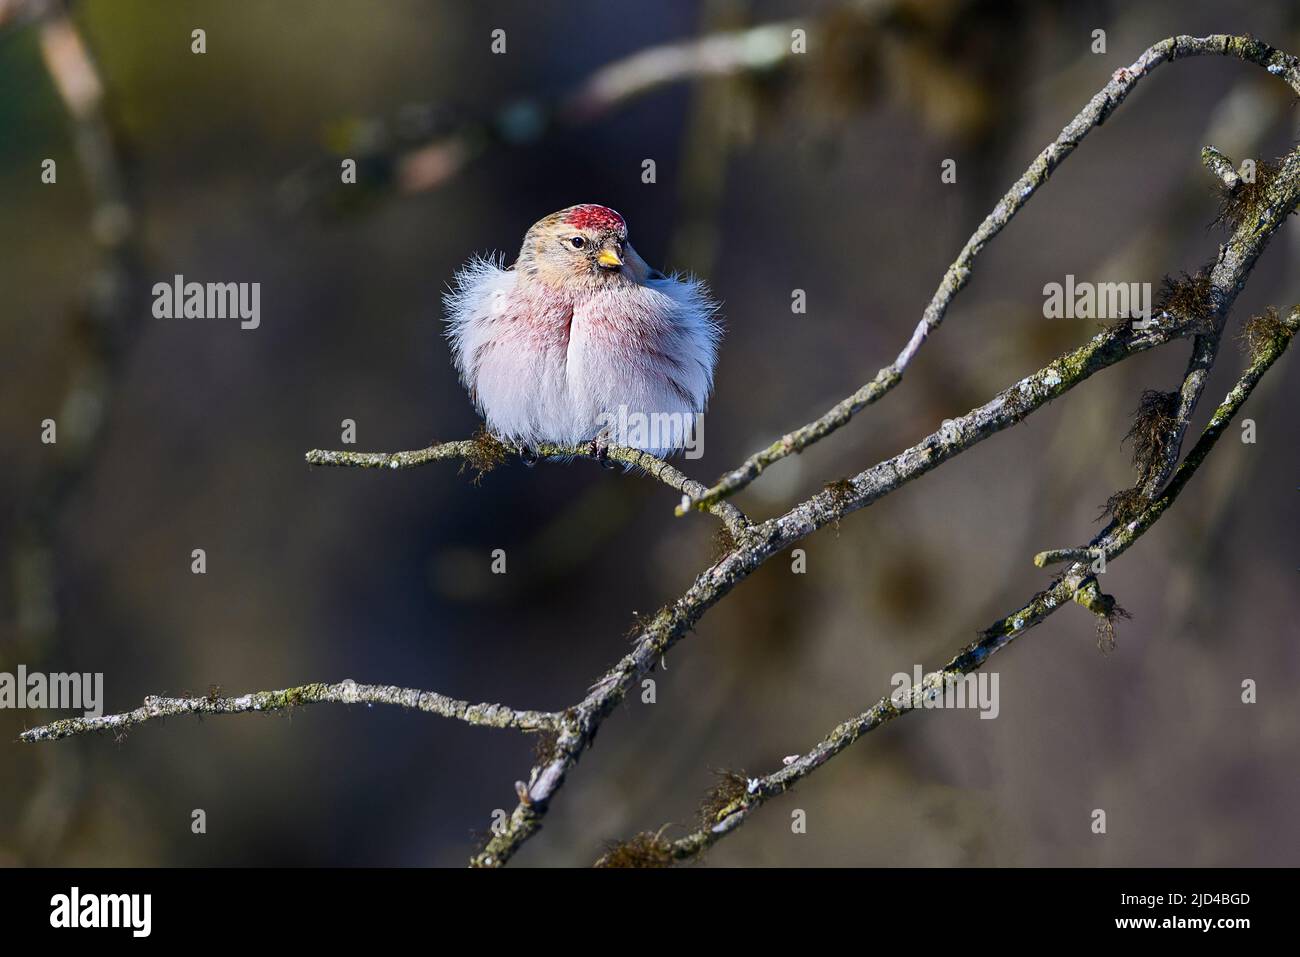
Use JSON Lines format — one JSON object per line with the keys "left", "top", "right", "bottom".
{"left": 569, "top": 236, "right": 586, "bottom": 249}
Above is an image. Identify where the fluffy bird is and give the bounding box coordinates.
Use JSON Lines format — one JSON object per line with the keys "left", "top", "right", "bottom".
{"left": 444, "top": 204, "right": 721, "bottom": 459}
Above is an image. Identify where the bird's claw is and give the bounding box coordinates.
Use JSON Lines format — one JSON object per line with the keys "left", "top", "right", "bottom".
{"left": 589, "top": 433, "right": 616, "bottom": 470}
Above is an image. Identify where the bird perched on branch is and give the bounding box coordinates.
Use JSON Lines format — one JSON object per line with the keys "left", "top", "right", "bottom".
{"left": 444, "top": 204, "right": 721, "bottom": 459}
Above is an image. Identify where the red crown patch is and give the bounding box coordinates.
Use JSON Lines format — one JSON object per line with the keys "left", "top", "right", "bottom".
{"left": 564, "top": 204, "right": 626, "bottom": 233}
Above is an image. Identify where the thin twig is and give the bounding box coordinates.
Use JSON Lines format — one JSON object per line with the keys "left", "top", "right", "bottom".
{"left": 469, "top": 314, "right": 1191, "bottom": 865}
{"left": 13, "top": 0, "right": 141, "bottom": 645}
{"left": 19, "top": 680, "right": 561, "bottom": 742}
{"left": 305, "top": 439, "right": 751, "bottom": 538}
{"left": 471, "top": 125, "right": 1300, "bottom": 867}
{"left": 679, "top": 34, "right": 1300, "bottom": 515}
{"left": 20, "top": 30, "right": 1300, "bottom": 874}
{"left": 306, "top": 439, "right": 485, "bottom": 470}
{"left": 397, "top": 20, "right": 804, "bottom": 194}
{"left": 1032, "top": 547, "right": 1100, "bottom": 568}
{"left": 1141, "top": 327, "right": 1223, "bottom": 496}
{"left": 278, "top": 17, "right": 815, "bottom": 209}
{"left": 1201, "top": 145, "right": 1242, "bottom": 191}
{"left": 653, "top": 306, "right": 1297, "bottom": 863}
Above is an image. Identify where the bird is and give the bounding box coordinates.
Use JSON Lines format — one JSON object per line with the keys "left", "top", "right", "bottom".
{"left": 443, "top": 204, "right": 721, "bottom": 460}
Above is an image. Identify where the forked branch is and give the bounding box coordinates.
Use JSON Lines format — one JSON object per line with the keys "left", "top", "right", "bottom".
{"left": 18, "top": 32, "right": 1300, "bottom": 874}
{"left": 678, "top": 34, "right": 1300, "bottom": 515}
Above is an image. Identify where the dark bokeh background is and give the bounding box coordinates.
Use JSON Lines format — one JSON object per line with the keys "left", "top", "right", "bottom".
{"left": 2, "top": 0, "right": 1297, "bottom": 866}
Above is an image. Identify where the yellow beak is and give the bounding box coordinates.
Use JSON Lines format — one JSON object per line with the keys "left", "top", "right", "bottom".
{"left": 596, "top": 247, "right": 624, "bottom": 269}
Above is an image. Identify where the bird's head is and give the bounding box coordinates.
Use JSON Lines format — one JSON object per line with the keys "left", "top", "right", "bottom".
{"left": 516, "top": 204, "right": 649, "bottom": 290}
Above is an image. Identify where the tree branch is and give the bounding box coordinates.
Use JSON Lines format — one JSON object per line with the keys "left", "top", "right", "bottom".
{"left": 305, "top": 437, "right": 751, "bottom": 538}
{"left": 19, "top": 680, "right": 561, "bottom": 743}
{"left": 278, "top": 16, "right": 820, "bottom": 211}
{"left": 471, "top": 96, "right": 1300, "bottom": 867}
{"left": 1201, "top": 145, "right": 1242, "bottom": 191}
{"left": 679, "top": 34, "right": 1300, "bottom": 516}
{"left": 20, "top": 29, "right": 1300, "bottom": 874}
{"left": 399, "top": 20, "right": 809, "bottom": 194}
{"left": 470, "top": 315, "right": 1192, "bottom": 865}
{"left": 643, "top": 305, "right": 1298, "bottom": 864}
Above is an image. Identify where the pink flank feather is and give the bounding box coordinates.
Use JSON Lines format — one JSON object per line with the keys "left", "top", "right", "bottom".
{"left": 444, "top": 205, "right": 721, "bottom": 457}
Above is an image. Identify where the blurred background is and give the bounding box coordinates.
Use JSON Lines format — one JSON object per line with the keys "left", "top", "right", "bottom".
{"left": 1, "top": 0, "right": 1297, "bottom": 867}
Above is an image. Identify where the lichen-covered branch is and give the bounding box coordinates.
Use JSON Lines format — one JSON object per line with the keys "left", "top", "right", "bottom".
{"left": 473, "top": 102, "right": 1300, "bottom": 867}
{"left": 19, "top": 679, "right": 561, "bottom": 742}
{"left": 20, "top": 30, "right": 1300, "bottom": 873}
{"left": 679, "top": 34, "right": 1300, "bottom": 516}
{"left": 1139, "top": 328, "right": 1222, "bottom": 497}
{"left": 1032, "top": 547, "right": 1099, "bottom": 568}
{"left": 470, "top": 312, "right": 1197, "bottom": 866}
{"left": 305, "top": 438, "right": 485, "bottom": 470}
{"left": 305, "top": 435, "right": 751, "bottom": 537}
{"left": 1201, "top": 145, "right": 1242, "bottom": 191}
{"left": 637, "top": 306, "right": 1297, "bottom": 865}
{"left": 1139, "top": 146, "right": 1298, "bottom": 496}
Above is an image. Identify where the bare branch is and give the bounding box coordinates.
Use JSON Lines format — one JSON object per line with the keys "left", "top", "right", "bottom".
{"left": 651, "top": 305, "right": 1297, "bottom": 863}
{"left": 20, "top": 26, "right": 1300, "bottom": 873}
{"left": 562, "top": 20, "right": 804, "bottom": 122}
{"left": 679, "top": 34, "right": 1300, "bottom": 516}
{"left": 306, "top": 438, "right": 489, "bottom": 470}
{"left": 37, "top": 3, "right": 133, "bottom": 252}
{"left": 1201, "top": 145, "right": 1242, "bottom": 191}
{"left": 1032, "top": 547, "right": 1100, "bottom": 568}
{"left": 19, "top": 680, "right": 562, "bottom": 743}
{"left": 467, "top": 314, "right": 1200, "bottom": 866}
{"left": 472, "top": 121, "right": 1300, "bottom": 867}
{"left": 399, "top": 20, "right": 804, "bottom": 193}
{"left": 278, "top": 16, "right": 818, "bottom": 210}
{"left": 305, "top": 437, "right": 751, "bottom": 538}
{"left": 1139, "top": 326, "right": 1223, "bottom": 497}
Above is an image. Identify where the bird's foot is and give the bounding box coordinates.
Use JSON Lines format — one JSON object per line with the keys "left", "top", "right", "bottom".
{"left": 516, "top": 443, "right": 538, "bottom": 467}
{"left": 589, "top": 432, "right": 616, "bottom": 470}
